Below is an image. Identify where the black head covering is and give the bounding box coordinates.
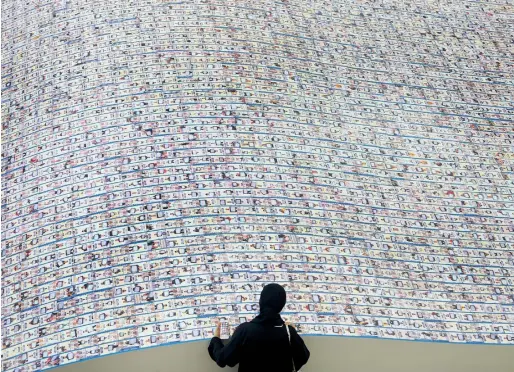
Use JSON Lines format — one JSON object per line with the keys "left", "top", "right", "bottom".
{"left": 251, "top": 283, "right": 286, "bottom": 326}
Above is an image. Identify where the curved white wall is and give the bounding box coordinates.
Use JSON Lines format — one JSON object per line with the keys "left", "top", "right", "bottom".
{"left": 54, "top": 337, "right": 514, "bottom": 372}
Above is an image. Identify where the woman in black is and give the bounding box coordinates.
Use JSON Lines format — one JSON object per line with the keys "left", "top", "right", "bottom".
{"left": 208, "top": 283, "right": 310, "bottom": 372}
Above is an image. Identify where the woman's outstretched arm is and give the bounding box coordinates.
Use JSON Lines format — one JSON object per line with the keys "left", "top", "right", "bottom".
{"left": 208, "top": 323, "right": 246, "bottom": 368}
{"left": 289, "top": 325, "right": 310, "bottom": 370}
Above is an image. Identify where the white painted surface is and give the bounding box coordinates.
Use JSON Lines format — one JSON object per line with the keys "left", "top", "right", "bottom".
{"left": 55, "top": 336, "right": 514, "bottom": 372}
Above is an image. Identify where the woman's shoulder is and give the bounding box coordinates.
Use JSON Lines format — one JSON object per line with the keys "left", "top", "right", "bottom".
{"left": 233, "top": 321, "right": 251, "bottom": 333}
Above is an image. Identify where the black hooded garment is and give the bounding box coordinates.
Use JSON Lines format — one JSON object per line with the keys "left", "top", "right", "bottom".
{"left": 208, "top": 283, "right": 310, "bottom": 372}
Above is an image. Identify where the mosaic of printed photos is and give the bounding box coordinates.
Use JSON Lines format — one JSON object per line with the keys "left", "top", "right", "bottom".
{"left": 2, "top": 0, "right": 514, "bottom": 370}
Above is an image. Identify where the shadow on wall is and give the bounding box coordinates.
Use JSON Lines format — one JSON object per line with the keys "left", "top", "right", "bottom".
{"left": 54, "top": 336, "right": 514, "bottom": 372}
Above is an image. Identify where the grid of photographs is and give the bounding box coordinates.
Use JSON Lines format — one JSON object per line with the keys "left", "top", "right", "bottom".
{"left": 2, "top": 0, "right": 514, "bottom": 370}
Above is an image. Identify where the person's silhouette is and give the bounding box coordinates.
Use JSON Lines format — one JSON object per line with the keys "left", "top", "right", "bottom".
{"left": 208, "top": 283, "right": 310, "bottom": 372}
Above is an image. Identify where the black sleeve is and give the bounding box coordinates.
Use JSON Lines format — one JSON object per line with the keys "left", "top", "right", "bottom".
{"left": 289, "top": 325, "right": 310, "bottom": 370}
{"left": 208, "top": 323, "right": 246, "bottom": 368}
